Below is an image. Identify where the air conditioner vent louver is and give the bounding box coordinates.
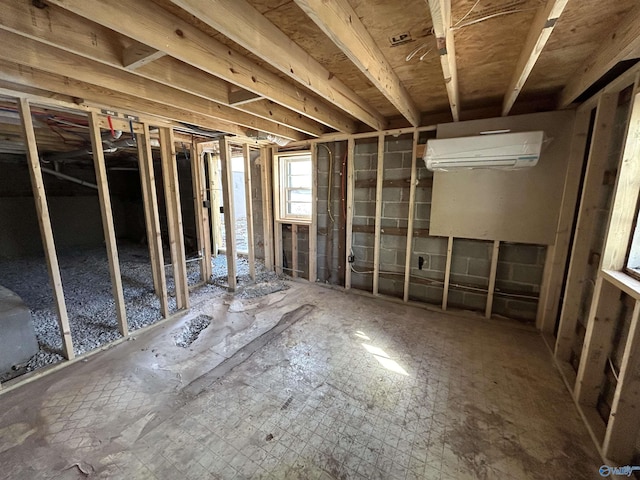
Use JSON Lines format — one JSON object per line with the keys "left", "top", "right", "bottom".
{"left": 424, "top": 131, "right": 545, "bottom": 171}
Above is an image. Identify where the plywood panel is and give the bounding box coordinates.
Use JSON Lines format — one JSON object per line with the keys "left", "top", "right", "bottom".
{"left": 430, "top": 110, "right": 575, "bottom": 245}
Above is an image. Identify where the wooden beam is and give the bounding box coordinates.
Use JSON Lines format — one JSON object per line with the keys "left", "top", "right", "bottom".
{"left": 18, "top": 98, "right": 75, "bottom": 360}
{"left": 137, "top": 127, "right": 169, "bottom": 318}
{"left": 88, "top": 111, "right": 128, "bottom": 336}
{"left": 559, "top": 4, "right": 640, "bottom": 107}
{"left": 192, "top": 141, "right": 210, "bottom": 282}
{"left": 428, "top": 0, "right": 460, "bottom": 121}
{"left": 603, "top": 298, "right": 640, "bottom": 463}
{"left": 294, "top": 0, "right": 420, "bottom": 126}
{"left": 574, "top": 276, "right": 620, "bottom": 406}
{"left": 219, "top": 137, "right": 237, "bottom": 290}
{"left": 272, "top": 147, "right": 283, "bottom": 275}
{"left": 159, "top": 127, "right": 189, "bottom": 309}
{"left": 555, "top": 95, "right": 618, "bottom": 359}
{"left": 442, "top": 236, "right": 454, "bottom": 310}
{"left": 601, "top": 90, "right": 640, "bottom": 271}
{"left": 344, "top": 138, "right": 355, "bottom": 289}
{"left": 260, "top": 147, "right": 274, "bottom": 270}
{"left": 372, "top": 135, "right": 385, "bottom": 295}
{"left": 122, "top": 42, "right": 166, "bottom": 70}
{"left": 536, "top": 108, "right": 589, "bottom": 334}
{"left": 45, "top": 0, "right": 357, "bottom": 134}
{"left": 502, "top": 0, "right": 569, "bottom": 116}
{"left": 0, "top": 1, "right": 326, "bottom": 137}
{"left": 486, "top": 241, "right": 500, "bottom": 319}
{"left": 229, "top": 90, "right": 263, "bottom": 106}
{"left": 167, "top": 0, "right": 385, "bottom": 131}
{"left": 403, "top": 132, "right": 419, "bottom": 302}
{"left": 0, "top": 61, "right": 247, "bottom": 137}
{"left": 243, "top": 144, "right": 256, "bottom": 281}
{"left": 309, "top": 143, "right": 318, "bottom": 282}
{"left": 0, "top": 31, "right": 305, "bottom": 141}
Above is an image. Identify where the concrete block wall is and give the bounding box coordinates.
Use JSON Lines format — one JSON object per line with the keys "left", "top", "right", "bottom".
{"left": 317, "top": 142, "right": 347, "bottom": 284}
{"left": 493, "top": 243, "right": 546, "bottom": 321}
{"left": 281, "top": 224, "right": 309, "bottom": 279}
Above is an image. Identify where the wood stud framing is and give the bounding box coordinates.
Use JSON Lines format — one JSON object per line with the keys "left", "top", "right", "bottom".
{"left": 372, "top": 135, "right": 385, "bottom": 295}
{"left": 260, "top": 147, "right": 275, "bottom": 270}
{"left": 159, "top": 127, "right": 190, "bottom": 308}
{"left": 192, "top": 141, "right": 212, "bottom": 282}
{"left": 243, "top": 144, "right": 256, "bottom": 281}
{"left": 403, "top": 133, "right": 419, "bottom": 302}
{"left": 88, "top": 111, "right": 128, "bottom": 336}
{"left": 442, "top": 236, "right": 454, "bottom": 310}
{"left": 18, "top": 98, "right": 75, "bottom": 360}
{"left": 219, "top": 137, "right": 237, "bottom": 290}
{"left": 344, "top": 138, "right": 355, "bottom": 290}
{"left": 486, "top": 241, "right": 500, "bottom": 319}
{"left": 309, "top": 144, "right": 318, "bottom": 282}
{"left": 136, "top": 128, "right": 169, "bottom": 318}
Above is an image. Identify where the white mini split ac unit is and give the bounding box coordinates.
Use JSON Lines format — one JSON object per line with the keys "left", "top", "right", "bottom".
{"left": 424, "top": 131, "right": 545, "bottom": 171}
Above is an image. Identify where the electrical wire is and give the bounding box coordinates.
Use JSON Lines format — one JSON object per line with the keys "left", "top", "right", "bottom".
{"left": 451, "top": 8, "right": 537, "bottom": 30}
{"left": 453, "top": 0, "right": 481, "bottom": 27}
{"left": 318, "top": 144, "right": 335, "bottom": 224}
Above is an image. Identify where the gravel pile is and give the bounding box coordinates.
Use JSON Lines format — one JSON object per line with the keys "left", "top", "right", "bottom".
{"left": 174, "top": 314, "right": 213, "bottom": 347}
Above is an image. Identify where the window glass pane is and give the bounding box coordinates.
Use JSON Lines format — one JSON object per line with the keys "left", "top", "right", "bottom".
{"left": 278, "top": 152, "right": 312, "bottom": 221}
{"left": 287, "top": 202, "right": 312, "bottom": 216}
{"left": 288, "top": 174, "right": 312, "bottom": 188}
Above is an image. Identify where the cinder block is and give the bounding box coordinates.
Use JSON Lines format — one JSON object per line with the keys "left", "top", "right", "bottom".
{"left": 354, "top": 188, "right": 371, "bottom": 202}
{"left": 383, "top": 202, "right": 408, "bottom": 219}
{"left": 381, "top": 187, "right": 402, "bottom": 203}
{"left": 379, "top": 247, "right": 398, "bottom": 265}
{"left": 468, "top": 258, "right": 490, "bottom": 277}
{"left": 383, "top": 152, "right": 403, "bottom": 168}
{"left": 454, "top": 239, "right": 492, "bottom": 260}
{"left": 386, "top": 137, "right": 413, "bottom": 152}
{"left": 511, "top": 264, "right": 543, "bottom": 285}
{"left": 378, "top": 277, "right": 403, "bottom": 297}
{"left": 429, "top": 254, "right": 447, "bottom": 272}
{"left": 381, "top": 234, "right": 405, "bottom": 250}
{"left": 0, "top": 286, "right": 39, "bottom": 372}
{"left": 380, "top": 218, "right": 399, "bottom": 228}
{"left": 355, "top": 170, "right": 376, "bottom": 181}
{"left": 352, "top": 232, "right": 373, "bottom": 247}
{"left": 415, "top": 203, "right": 431, "bottom": 221}
{"left": 450, "top": 256, "right": 469, "bottom": 274}
{"left": 355, "top": 139, "right": 378, "bottom": 155}
{"left": 414, "top": 236, "right": 447, "bottom": 255}
{"left": 354, "top": 201, "right": 375, "bottom": 218}
{"left": 499, "top": 243, "right": 543, "bottom": 265}
{"left": 384, "top": 168, "right": 409, "bottom": 181}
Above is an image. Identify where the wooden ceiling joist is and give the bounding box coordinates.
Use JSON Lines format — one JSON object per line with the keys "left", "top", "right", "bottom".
{"left": 427, "top": 0, "right": 460, "bottom": 122}
{"left": 0, "top": 32, "right": 306, "bottom": 140}
{"left": 166, "top": 0, "right": 387, "bottom": 131}
{"left": 45, "top": 0, "right": 357, "bottom": 134}
{"left": 0, "top": 64, "right": 247, "bottom": 136}
{"left": 0, "top": 1, "right": 325, "bottom": 138}
{"left": 502, "top": 0, "right": 569, "bottom": 116}
{"left": 122, "top": 42, "right": 167, "bottom": 70}
{"left": 293, "top": 0, "right": 420, "bottom": 127}
{"left": 559, "top": 3, "right": 640, "bottom": 108}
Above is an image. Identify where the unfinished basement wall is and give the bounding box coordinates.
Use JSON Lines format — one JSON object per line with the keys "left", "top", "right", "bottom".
{"left": 250, "top": 148, "right": 265, "bottom": 261}
{"left": 0, "top": 159, "right": 105, "bottom": 258}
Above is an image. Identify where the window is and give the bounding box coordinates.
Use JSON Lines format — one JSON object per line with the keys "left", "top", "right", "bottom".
{"left": 626, "top": 202, "right": 640, "bottom": 280}
{"left": 277, "top": 152, "right": 313, "bottom": 222}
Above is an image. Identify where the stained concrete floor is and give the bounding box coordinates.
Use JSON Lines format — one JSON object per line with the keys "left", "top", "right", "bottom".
{"left": 0, "top": 282, "right": 602, "bottom": 480}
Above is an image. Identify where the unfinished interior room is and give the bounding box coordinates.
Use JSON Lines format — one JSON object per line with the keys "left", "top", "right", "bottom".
{"left": 1, "top": 0, "right": 640, "bottom": 478}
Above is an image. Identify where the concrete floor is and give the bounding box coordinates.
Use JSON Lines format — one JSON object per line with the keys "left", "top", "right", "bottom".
{"left": 0, "top": 282, "right": 601, "bottom": 479}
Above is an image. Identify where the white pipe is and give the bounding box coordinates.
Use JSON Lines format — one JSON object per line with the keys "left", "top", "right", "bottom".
{"left": 41, "top": 167, "right": 98, "bottom": 190}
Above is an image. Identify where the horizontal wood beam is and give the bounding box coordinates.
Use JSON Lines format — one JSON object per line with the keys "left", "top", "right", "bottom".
{"left": 46, "top": 0, "right": 357, "bottom": 133}
{"left": 0, "top": 62, "right": 247, "bottom": 136}
{"left": 167, "top": 0, "right": 386, "bottom": 131}
{"left": 228, "top": 89, "right": 263, "bottom": 106}
{"left": 502, "top": 0, "right": 569, "bottom": 116}
{"left": 559, "top": 4, "right": 640, "bottom": 107}
{"left": 294, "top": 0, "right": 420, "bottom": 126}
{"left": 0, "top": 30, "right": 305, "bottom": 140}
{"left": 428, "top": 0, "right": 460, "bottom": 121}
{"left": 0, "top": 1, "right": 324, "bottom": 137}
{"left": 122, "top": 42, "right": 166, "bottom": 70}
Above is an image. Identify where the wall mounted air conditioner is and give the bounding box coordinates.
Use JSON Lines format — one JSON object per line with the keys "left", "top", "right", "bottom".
{"left": 424, "top": 131, "right": 545, "bottom": 171}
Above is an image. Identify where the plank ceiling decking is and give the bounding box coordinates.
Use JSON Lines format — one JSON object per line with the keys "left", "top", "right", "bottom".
{"left": 0, "top": 0, "right": 638, "bottom": 153}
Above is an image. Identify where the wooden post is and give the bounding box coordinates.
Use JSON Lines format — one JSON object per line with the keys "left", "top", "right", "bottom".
{"left": 442, "top": 236, "right": 454, "bottom": 310}
{"left": 272, "top": 147, "right": 283, "bottom": 275}
{"left": 345, "top": 138, "right": 355, "bottom": 289}
{"left": 191, "top": 140, "right": 210, "bottom": 282}
{"left": 219, "top": 136, "right": 237, "bottom": 290}
{"left": 403, "top": 133, "right": 419, "bottom": 302}
{"left": 603, "top": 298, "right": 640, "bottom": 462}
{"left": 309, "top": 142, "right": 318, "bottom": 282}
{"left": 537, "top": 109, "right": 592, "bottom": 334}
{"left": 159, "top": 127, "right": 189, "bottom": 308}
{"left": 136, "top": 134, "right": 160, "bottom": 296}
{"left": 555, "top": 96, "right": 618, "bottom": 358}
{"left": 292, "top": 224, "right": 299, "bottom": 278}
{"left": 207, "top": 152, "right": 223, "bottom": 256}
{"left": 243, "top": 143, "right": 256, "bottom": 280}
{"left": 260, "top": 146, "right": 274, "bottom": 270}
{"left": 574, "top": 276, "right": 620, "bottom": 405}
{"left": 137, "top": 127, "right": 168, "bottom": 318}
{"left": 372, "top": 134, "right": 384, "bottom": 295}
{"left": 199, "top": 147, "right": 212, "bottom": 280}
{"left": 137, "top": 124, "right": 169, "bottom": 318}
{"left": 88, "top": 111, "right": 128, "bottom": 336}
{"left": 486, "top": 240, "right": 500, "bottom": 319}
{"left": 18, "top": 98, "right": 75, "bottom": 359}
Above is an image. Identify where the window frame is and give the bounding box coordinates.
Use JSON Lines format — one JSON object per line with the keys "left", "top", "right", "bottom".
{"left": 274, "top": 151, "right": 313, "bottom": 224}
